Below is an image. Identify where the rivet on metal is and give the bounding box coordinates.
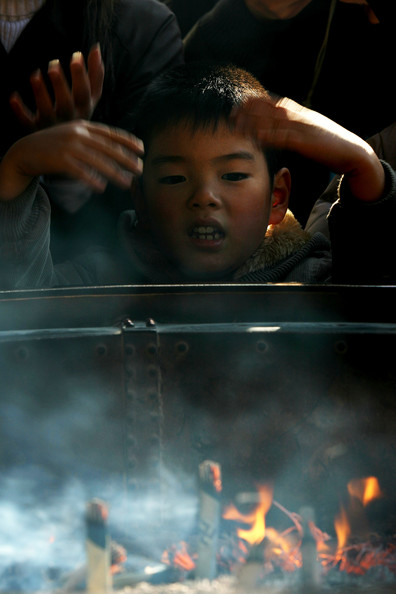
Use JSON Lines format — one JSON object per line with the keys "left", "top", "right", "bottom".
{"left": 334, "top": 340, "right": 348, "bottom": 355}
{"left": 256, "top": 340, "right": 268, "bottom": 353}
{"left": 122, "top": 318, "right": 134, "bottom": 328}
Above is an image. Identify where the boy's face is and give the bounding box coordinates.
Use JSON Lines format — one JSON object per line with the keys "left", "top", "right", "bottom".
{"left": 140, "top": 121, "right": 289, "bottom": 280}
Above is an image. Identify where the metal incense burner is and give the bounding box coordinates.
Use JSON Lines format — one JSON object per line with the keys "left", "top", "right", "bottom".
{"left": 0, "top": 284, "right": 395, "bottom": 592}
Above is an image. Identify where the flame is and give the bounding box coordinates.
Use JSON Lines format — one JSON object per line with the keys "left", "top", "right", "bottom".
{"left": 347, "top": 476, "right": 382, "bottom": 506}
{"left": 334, "top": 505, "right": 351, "bottom": 550}
{"left": 223, "top": 485, "right": 273, "bottom": 545}
{"left": 162, "top": 475, "right": 394, "bottom": 580}
{"left": 265, "top": 527, "right": 294, "bottom": 556}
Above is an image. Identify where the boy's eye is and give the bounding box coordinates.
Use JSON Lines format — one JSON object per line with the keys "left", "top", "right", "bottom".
{"left": 159, "top": 175, "right": 186, "bottom": 185}
{"left": 222, "top": 172, "right": 249, "bottom": 181}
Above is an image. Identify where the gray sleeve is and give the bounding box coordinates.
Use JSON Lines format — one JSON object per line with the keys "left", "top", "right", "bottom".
{"left": 0, "top": 179, "right": 55, "bottom": 289}
{"left": 0, "top": 180, "right": 102, "bottom": 289}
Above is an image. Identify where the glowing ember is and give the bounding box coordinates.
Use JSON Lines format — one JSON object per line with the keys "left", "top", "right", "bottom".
{"left": 318, "top": 476, "right": 396, "bottom": 576}
{"left": 211, "top": 465, "right": 222, "bottom": 494}
{"left": 162, "top": 475, "right": 396, "bottom": 584}
{"left": 162, "top": 541, "right": 196, "bottom": 572}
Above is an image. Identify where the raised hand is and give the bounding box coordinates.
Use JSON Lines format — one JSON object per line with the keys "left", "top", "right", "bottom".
{"left": 0, "top": 120, "right": 144, "bottom": 201}
{"left": 232, "top": 95, "right": 385, "bottom": 202}
{"left": 9, "top": 44, "right": 105, "bottom": 131}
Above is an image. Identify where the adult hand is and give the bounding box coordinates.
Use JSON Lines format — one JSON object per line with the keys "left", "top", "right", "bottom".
{"left": 9, "top": 44, "right": 105, "bottom": 131}
{"left": 232, "top": 95, "right": 385, "bottom": 202}
{"left": 0, "top": 120, "right": 144, "bottom": 201}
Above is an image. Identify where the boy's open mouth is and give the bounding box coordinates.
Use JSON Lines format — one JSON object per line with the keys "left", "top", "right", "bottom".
{"left": 189, "top": 225, "right": 225, "bottom": 241}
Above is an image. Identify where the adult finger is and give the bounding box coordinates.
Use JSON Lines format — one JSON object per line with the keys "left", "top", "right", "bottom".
{"left": 87, "top": 44, "right": 105, "bottom": 107}
{"left": 84, "top": 121, "right": 144, "bottom": 155}
{"left": 9, "top": 92, "right": 36, "bottom": 130}
{"left": 47, "top": 59, "right": 74, "bottom": 121}
{"left": 61, "top": 153, "right": 109, "bottom": 192}
{"left": 30, "top": 69, "right": 56, "bottom": 127}
{"left": 70, "top": 51, "right": 93, "bottom": 118}
{"left": 66, "top": 123, "right": 143, "bottom": 184}
{"left": 65, "top": 144, "right": 136, "bottom": 190}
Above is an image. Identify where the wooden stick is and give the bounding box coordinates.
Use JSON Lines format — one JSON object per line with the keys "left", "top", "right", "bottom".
{"left": 195, "top": 460, "right": 222, "bottom": 580}
{"left": 85, "top": 498, "right": 112, "bottom": 593}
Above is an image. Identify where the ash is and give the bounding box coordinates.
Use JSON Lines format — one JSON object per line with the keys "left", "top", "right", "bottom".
{"left": 120, "top": 577, "right": 294, "bottom": 593}
{"left": 122, "top": 576, "right": 235, "bottom": 593}
{"left": 120, "top": 578, "right": 396, "bottom": 594}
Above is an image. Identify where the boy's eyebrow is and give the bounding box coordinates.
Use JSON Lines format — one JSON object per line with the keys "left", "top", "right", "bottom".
{"left": 150, "top": 151, "right": 256, "bottom": 165}
{"left": 214, "top": 151, "right": 256, "bottom": 163}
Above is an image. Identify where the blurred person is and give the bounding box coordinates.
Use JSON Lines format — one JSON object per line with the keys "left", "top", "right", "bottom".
{"left": 0, "top": 0, "right": 184, "bottom": 259}
{"left": 183, "top": 0, "right": 396, "bottom": 225}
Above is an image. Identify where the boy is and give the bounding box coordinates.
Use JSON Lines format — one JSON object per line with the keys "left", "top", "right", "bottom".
{"left": 0, "top": 63, "right": 395, "bottom": 288}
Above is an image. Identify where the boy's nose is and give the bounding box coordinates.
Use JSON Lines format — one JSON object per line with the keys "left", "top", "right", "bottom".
{"left": 188, "top": 185, "right": 220, "bottom": 209}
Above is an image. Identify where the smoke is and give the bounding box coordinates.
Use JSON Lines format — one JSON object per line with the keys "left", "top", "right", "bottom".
{"left": 0, "top": 462, "right": 198, "bottom": 591}
{"left": 1, "top": 305, "right": 396, "bottom": 590}
{"left": 0, "top": 372, "right": 198, "bottom": 591}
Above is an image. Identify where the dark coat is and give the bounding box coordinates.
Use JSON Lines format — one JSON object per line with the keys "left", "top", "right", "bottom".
{"left": 184, "top": 0, "right": 396, "bottom": 224}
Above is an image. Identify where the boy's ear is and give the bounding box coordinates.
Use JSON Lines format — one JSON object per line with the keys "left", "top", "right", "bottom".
{"left": 268, "top": 167, "right": 291, "bottom": 225}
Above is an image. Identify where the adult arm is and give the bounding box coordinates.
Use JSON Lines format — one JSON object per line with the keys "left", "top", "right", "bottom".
{"left": 232, "top": 95, "right": 396, "bottom": 284}
{"left": 305, "top": 121, "right": 396, "bottom": 238}
{"left": 0, "top": 180, "right": 55, "bottom": 289}
{"left": 0, "top": 181, "right": 123, "bottom": 289}
{"left": 232, "top": 95, "right": 385, "bottom": 202}
{"left": 0, "top": 120, "right": 143, "bottom": 289}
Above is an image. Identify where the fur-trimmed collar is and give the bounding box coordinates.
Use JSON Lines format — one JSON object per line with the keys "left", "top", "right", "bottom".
{"left": 233, "top": 209, "right": 311, "bottom": 280}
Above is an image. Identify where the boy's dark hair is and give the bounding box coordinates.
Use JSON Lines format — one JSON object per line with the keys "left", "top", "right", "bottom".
{"left": 134, "top": 61, "right": 282, "bottom": 178}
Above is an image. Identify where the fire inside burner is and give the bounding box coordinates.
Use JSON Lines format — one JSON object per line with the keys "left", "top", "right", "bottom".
{"left": 56, "top": 466, "right": 396, "bottom": 593}
{"left": 1, "top": 467, "right": 396, "bottom": 593}
{"left": 159, "top": 470, "right": 396, "bottom": 590}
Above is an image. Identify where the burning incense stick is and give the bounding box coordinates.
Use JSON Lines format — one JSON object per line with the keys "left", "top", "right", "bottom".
{"left": 195, "top": 460, "right": 222, "bottom": 580}
{"left": 236, "top": 537, "right": 267, "bottom": 590}
{"left": 85, "top": 498, "right": 112, "bottom": 593}
{"left": 299, "top": 506, "right": 321, "bottom": 588}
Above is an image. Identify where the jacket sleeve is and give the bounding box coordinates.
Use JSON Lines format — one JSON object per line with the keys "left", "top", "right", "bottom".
{"left": 328, "top": 160, "right": 396, "bottom": 284}
{"left": 0, "top": 179, "right": 56, "bottom": 289}
{"left": 0, "top": 181, "right": 104, "bottom": 289}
